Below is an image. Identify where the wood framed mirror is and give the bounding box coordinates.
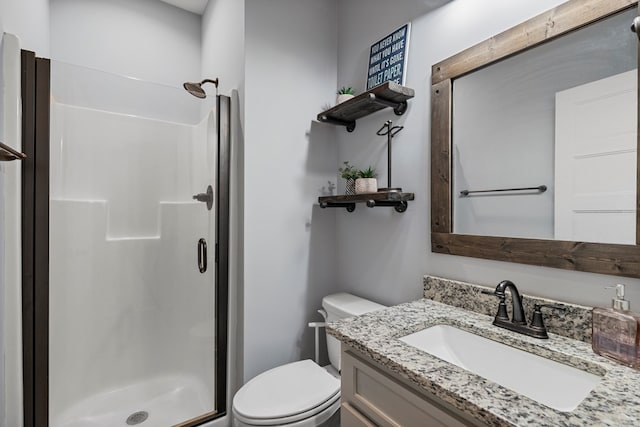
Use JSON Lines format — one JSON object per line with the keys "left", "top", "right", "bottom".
{"left": 431, "top": 0, "right": 640, "bottom": 278}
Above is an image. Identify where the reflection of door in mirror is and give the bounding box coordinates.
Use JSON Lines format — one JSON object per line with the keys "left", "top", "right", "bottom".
{"left": 451, "top": 8, "right": 637, "bottom": 242}
{"left": 555, "top": 70, "right": 637, "bottom": 245}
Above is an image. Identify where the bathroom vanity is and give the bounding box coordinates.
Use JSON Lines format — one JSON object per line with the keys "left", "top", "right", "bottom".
{"left": 340, "top": 346, "right": 482, "bottom": 426}
{"left": 327, "top": 277, "right": 640, "bottom": 426}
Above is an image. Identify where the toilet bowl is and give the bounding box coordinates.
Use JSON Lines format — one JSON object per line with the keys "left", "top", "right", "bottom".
{"left": 232, "top": 293, "right": 385, "bottom": 427}
{"left": 232, "top": 360, "right": 340, "bottom": 427}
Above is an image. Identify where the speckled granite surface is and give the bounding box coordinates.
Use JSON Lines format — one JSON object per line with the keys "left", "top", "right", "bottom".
{"left": 424, "top": 276, "right": 593, "bottom": 343}
{"left": 327, "top": 299, "right": 640, "bottom": 426}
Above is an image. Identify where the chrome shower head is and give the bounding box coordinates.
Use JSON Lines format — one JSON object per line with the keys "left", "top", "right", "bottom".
{"left": 183, "top": 78, "right": 219, "bottom": 98}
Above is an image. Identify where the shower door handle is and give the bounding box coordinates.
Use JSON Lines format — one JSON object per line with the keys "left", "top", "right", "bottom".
{"left": 197, "top": 238, "right": 207, "bottom": 273}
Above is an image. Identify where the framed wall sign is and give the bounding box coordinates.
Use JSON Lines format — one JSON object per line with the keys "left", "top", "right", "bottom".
{"left": 366, "top": 23, "right": 411, "bottom": 90}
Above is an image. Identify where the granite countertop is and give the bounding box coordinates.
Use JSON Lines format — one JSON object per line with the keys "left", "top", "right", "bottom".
{"left": 327, "top": 298, "right": 640, "bottom": 427}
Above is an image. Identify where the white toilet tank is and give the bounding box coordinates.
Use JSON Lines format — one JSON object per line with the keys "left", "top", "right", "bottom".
{"left": 322, "top": 293, "right": 385, "bottom": 371}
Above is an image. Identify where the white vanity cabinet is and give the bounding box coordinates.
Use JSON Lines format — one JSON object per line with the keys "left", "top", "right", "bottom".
{"left": 341, "top": 345, "right": 485, "bottom": 427}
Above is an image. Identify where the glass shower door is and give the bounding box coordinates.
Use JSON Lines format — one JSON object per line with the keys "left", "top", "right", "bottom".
{"left": 48, "top": 60, "right": 219, "bottom": 427}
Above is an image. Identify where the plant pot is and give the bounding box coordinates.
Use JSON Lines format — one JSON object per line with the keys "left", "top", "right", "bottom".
{"left": 355, "top": 178, "right": 377, "bottom": 194}
{"left": 345, "top": 178, "right": 356, "bottom": 195}
{"left": 336, "top": 94, "right": 354, "bottom": 105}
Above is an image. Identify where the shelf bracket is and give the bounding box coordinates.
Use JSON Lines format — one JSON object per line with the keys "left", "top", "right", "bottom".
{"left": 370, "top": 95, "right": 408, "bottom": 116}
{"left": 323, "top": 199, "right": 409, "bottom": 213}
{"left": 366, "top": 200, "right": 409, "bottom": 212}
{"left": 319, "top": 201, "right": 356, "bottom": 212}
{"left": 317, "top": 115, "right": 356, "bottom": 132}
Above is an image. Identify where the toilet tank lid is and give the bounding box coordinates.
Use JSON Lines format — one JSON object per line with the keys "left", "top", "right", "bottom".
{"left": 322, "top": 292, "right": 385, "bottom": 318}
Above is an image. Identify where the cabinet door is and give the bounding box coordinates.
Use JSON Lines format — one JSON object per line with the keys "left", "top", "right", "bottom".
{"left": 342, "top": 347, "right": 480, "bottom": 427}
{"left": 341, "top": 403, "right": 376, "bottom": 427}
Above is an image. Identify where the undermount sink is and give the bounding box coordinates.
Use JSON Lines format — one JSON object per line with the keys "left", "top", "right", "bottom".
{"left": 399, "top": 325, "right": 603, "bottom": 412}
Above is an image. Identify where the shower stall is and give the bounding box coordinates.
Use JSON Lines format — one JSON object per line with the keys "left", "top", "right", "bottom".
{"left": 20, "top": 51, "right": 230, "bottom": 427}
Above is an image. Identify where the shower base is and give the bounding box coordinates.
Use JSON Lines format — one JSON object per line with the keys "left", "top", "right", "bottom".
{"left": 52, "top": 374, "right": 214, "bottom": 427}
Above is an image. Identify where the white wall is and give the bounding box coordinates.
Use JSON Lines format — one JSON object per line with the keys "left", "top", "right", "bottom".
{"left": 50, "top": 0, "right": 201, "bottom": 87}
{"left": 244, "top": 0, "right": 339, "bottom": 382}
{"left": 0, "top": 31, "right": 25, "bottom": 427}
{"left": 202, "top": 0, "right": 244, "bottom": 99}
{"left": 0, "top": 0, "right": 50, "bottom": 55}
{"left": 335, "top": 0, "right": 640, "bottom": 309}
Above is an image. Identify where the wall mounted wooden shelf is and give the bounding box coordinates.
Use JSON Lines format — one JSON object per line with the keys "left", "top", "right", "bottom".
{"left": 317, "top": 82, "right": 414, "bottom": 132}
{"left": 319, "top": 191, "right": 415, "bottom": 213}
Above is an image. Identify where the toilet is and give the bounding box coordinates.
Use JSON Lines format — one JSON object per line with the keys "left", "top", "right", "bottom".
{"left": 232, "top": 293, "right": 385, "bottom": 427}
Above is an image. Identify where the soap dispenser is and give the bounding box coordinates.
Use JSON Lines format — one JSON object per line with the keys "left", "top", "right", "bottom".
{"left": 592, "top": 284, "right": 640, "bottom": 368}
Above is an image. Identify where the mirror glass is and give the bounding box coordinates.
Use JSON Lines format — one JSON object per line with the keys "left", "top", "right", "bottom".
{"left": 452, "top": 8, "right": 637, "bottom": 244}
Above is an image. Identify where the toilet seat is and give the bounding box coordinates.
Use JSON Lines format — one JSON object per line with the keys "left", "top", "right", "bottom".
{"left": 232, "top": 359, "right": 340, "bottom": 426}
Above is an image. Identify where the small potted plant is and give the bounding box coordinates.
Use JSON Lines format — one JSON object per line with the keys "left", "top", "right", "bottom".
{"left": 338, "top": 161, "right": 359, "bottom": 195}
{"left": 336, "top": 86, "right": 355, "bottom": 104}
{"left": 355, "top": 166, "right": 378, "bottom": 194}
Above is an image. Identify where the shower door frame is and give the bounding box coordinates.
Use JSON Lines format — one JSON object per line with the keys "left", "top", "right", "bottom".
{"left": 20, "top": 51, "right": 231, "bottom": 427}
{"left": 21, "top": 49, "right": 50, "bottom": 427}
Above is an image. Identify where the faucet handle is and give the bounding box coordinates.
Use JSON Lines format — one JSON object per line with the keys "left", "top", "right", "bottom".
{"left": 481, "top": 289, "right": 509, "bottom": 321}
{"left": 530, "top": 304, "right": 566, "bottom": 337}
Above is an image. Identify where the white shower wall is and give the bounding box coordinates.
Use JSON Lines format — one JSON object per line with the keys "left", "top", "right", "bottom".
{"left": 50, "top": 103, "right": 203, "bottom": 238}
{"left": 48, "top": 65, "right": 218, "bottom": 424}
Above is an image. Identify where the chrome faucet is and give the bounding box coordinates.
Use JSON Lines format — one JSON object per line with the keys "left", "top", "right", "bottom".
{"left": 483, "top": 280, "right": 565, "bottom": 339}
